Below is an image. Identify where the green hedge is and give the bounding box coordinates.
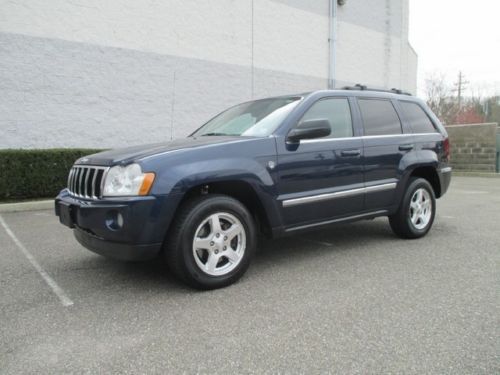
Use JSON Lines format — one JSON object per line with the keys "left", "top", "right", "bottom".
{"left": 0, "top": 149, "right": 103, "bottom": 200}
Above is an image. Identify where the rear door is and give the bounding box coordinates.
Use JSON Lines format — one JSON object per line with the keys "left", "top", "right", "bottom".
{"left": 357, "top": 98, "right": 414, "bottom": 211}
{"left": 276, "top": 97, "right": 364, "bottom": 228}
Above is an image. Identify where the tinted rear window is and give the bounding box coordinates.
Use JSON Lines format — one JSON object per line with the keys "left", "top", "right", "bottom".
{"left": 358, "top": 99, "right": 402, "bottom": 136}
{"left": 400, "top": 101, "right": 437, "bottom": 133}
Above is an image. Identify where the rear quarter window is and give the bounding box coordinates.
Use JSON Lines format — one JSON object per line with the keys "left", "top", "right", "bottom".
{"left": 358, "top": 99, "right": 402, "bottom": 136}
{"left": 399, "top": 101, "right": 437, "bottom": 133}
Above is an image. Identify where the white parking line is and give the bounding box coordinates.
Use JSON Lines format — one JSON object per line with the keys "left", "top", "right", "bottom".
{"left": 0, "top": 215, "right": 74, "bottom": 307}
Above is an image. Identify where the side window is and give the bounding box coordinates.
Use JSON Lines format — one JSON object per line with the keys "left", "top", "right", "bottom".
{"left": 358, "top": 99, "right": 402, "bottom": 136}
{"left": 300, "top": 98, "right": 353, "bottom": 138}
{"left": 399, "top": 101, "right": 437, "bottom": 133}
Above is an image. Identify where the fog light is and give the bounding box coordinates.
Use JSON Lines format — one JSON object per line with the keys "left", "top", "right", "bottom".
{"left": 116, "top": 212, "right": 123, "bottom": 227}
{"left": 105, "top": 210, "right": 124, "bottom": 231}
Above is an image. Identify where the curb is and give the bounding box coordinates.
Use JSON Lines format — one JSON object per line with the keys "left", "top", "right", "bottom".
{"left": 0, "top": 200, "right": 54, "bottom": 213}
{"left": 453, "top": 172, "right": 500, "bottom": 178}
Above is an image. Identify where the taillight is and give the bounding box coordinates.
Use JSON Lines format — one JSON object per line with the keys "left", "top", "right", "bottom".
{"left": 443, "top": 137, "right": 450, "bottom": 161}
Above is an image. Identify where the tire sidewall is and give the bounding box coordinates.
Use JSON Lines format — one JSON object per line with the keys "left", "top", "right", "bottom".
{"left": 178, "top": 196, "right": 256, "bottom": 288}
{"left": 404, "top": 178, "right": 436, "bottom": 237}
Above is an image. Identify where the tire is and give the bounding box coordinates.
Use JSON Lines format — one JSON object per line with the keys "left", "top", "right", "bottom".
{"left": 164, "top": 194, "right": 256, "bottom": 290}
{"left": 389, "top": 177, "right": 436, "bottom": 239}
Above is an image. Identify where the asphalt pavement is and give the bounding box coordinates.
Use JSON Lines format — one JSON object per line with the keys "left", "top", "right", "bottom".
{"left": 1, "top": 176, "right": 499, "bottom": 374}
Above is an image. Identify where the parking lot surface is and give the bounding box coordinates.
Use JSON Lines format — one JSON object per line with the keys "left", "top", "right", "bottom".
{"left": 1, "top": 177, "right": 499, "bottom": 374}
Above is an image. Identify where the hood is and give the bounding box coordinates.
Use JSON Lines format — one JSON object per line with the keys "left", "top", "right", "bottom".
{"left": 74, "top": 136, "right": 250, "bottom": 166}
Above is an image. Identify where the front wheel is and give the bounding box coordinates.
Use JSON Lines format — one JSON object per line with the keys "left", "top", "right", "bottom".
{"left": 389, "top": 177, "right": 436, "bottom": 239}
{"left": 164, "top": 195, "right": 256, "bottom": 290}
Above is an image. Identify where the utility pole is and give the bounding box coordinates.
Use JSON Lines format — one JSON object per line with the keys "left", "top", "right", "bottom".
{"left": 454, "top": 71, "right": 469, "bottom": 110}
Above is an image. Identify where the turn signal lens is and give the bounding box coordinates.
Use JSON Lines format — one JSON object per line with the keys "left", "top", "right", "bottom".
{"left": 139, "top": 173, "right": 155, "bottom": 196}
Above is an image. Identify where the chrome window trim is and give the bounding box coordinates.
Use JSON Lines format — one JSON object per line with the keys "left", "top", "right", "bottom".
{"left": 282, "top": 182, "right": 397, "bottom": 208}
{"left": 299, "top": 132, "right": 438, "bottom": 144}
{"left": 361, "top": 132, "right": 437, "bottom": 139}
{"left": 300, "top": 137, "right": 358, "bottom": 144}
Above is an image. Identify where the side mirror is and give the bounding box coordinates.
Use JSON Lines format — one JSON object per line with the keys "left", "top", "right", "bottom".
{"left": 287, "top": 119, "right": 331, "bottom": 142}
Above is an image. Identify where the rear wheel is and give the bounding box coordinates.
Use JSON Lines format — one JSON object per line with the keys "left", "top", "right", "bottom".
{"left": 164, "top": 194, "right": 256, "bottom": 290}
{"left": 389, "top": 177, "right": 436, "bottom": 239}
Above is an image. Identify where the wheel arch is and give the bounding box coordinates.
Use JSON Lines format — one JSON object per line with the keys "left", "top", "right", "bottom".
{"left": 399, "top": 149, "right": 441, "bottom": 199}
{"left": 408, "top": 166, "right": 441, "bottom": 198}
{"left": 173, "top": 179, "right": 278, "bottom": 238}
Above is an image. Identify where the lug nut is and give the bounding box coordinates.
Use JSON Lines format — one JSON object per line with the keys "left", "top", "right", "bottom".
{"left": 210, "top": 241, "right": 214, "bottom": 246}
{"left": 224, "top": 236, "right": 227, "bottom": 240}
{"left": 216, "top": 233, "right": 220, "bottom": 238}
{"left": 215, "top": 250, "right": 219, "bottom": 254}
{"left": 223, "top": 246, "right": 227, "bottom": 251}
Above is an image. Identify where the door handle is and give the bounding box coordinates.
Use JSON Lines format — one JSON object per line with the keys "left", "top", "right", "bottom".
{"left": 340, "top": 149, "right": 361, "bottom": 157}
{"left": 399, "top": 144, "right": 414, "bottom": 151}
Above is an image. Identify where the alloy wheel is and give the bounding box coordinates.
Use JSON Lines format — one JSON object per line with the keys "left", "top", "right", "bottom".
{"left": 192, "top": 212, "right": 246, "bottom": 276}
{"left": 409, "top": 188, "right": 432, "bottom": 230}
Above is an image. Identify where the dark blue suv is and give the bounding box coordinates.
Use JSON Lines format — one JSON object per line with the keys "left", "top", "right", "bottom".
{"left": 55, "top": 87, "right": 451, "bottom": 289}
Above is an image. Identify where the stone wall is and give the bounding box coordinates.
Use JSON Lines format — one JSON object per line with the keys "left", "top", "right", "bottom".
{"left": 445, "top": 123, "right": 498, "bottom": 172}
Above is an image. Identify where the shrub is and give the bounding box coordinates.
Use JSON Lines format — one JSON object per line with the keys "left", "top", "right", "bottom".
{"left": 0, "top": 149, "right": 103, "bottom": 200}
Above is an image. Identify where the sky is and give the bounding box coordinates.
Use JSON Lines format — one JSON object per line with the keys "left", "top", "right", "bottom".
{"left": 409, "top": 0, "right": 500, "bottom": 97}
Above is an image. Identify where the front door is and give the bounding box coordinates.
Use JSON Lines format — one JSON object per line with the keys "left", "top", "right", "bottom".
{"left": 276, "top": 97, "right": 364, "bottom": 228}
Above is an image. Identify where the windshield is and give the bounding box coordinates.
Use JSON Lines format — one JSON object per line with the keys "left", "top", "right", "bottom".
{"left": 192, "top": 97, "right": 302, "bottom": 137}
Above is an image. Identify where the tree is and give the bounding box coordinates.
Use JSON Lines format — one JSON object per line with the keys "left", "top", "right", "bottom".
{"left": 424, "top": 72, "right": 497, "bottom": 125}
{"left": 483, "top": 96, "right": 500, "bottom": 125}
{"left": 424, "top": 73, "right": 458, "bottom": 125}
{"left": 455, "top": 106, "right": 484, "bottom": 124}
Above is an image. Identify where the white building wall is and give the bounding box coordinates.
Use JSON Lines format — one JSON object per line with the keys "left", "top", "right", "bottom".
{"left": 335, "top": 0, "right": 417, "bottom": 92}
{"left": 0, "top": 0, "right": 417, "bottom": 149}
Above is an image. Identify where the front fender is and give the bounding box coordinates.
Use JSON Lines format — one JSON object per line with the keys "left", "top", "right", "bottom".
{"left": 152, "top": 157, "right": 275, "bottom": 195}
{"left": 146, "top": 155, "right": 282, "bottom": 234}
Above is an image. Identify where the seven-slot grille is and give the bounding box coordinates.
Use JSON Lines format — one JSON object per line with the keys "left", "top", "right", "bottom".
{"left": 67, "top": 165, "right": 108, "bottom": 199}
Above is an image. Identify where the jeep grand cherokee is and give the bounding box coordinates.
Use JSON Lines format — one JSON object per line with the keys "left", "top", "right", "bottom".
{"left": 56, "top": 87, "right": 451, "bottom": 289}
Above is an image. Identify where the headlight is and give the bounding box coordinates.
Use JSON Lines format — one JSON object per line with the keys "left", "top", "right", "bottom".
{"left": 103, "top": 164, "right": 155, "bottom": 197}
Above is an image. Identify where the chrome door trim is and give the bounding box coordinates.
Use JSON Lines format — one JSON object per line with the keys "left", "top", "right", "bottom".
{"left": 285, "top": 210, "right": 388, "bottom": 232}
{"left": 282, "top": 182, "right": 396, "bottom": 208}
{"left": 364, "top": 182, "right": 397, "bottom": 193}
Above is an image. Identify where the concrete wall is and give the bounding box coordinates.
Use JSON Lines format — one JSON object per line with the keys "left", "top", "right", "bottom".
{"left": 335, "top": 0, "right": 417, "bottom": 94}
{"left": 445, "top": 123, "right": 498, "bottom": 173}
{"left": 0, "top": 0, "right": 417, "bottom": 149}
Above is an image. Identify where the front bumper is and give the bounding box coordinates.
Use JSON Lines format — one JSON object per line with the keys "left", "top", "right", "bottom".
{"left": 55, "top": 189, "right": 172, "bottom": 261}
{"left": 73, "top": 227, "right": 160, "bottom": 261}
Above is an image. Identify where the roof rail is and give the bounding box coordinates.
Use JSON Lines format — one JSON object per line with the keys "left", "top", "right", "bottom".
{"left": 341, "top": 83, "right": 412, "bottom": 96}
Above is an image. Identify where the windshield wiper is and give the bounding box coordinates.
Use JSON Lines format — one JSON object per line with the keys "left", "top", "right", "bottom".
{"left": 201, "top": 132, "right": 227, "bottom": 136}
